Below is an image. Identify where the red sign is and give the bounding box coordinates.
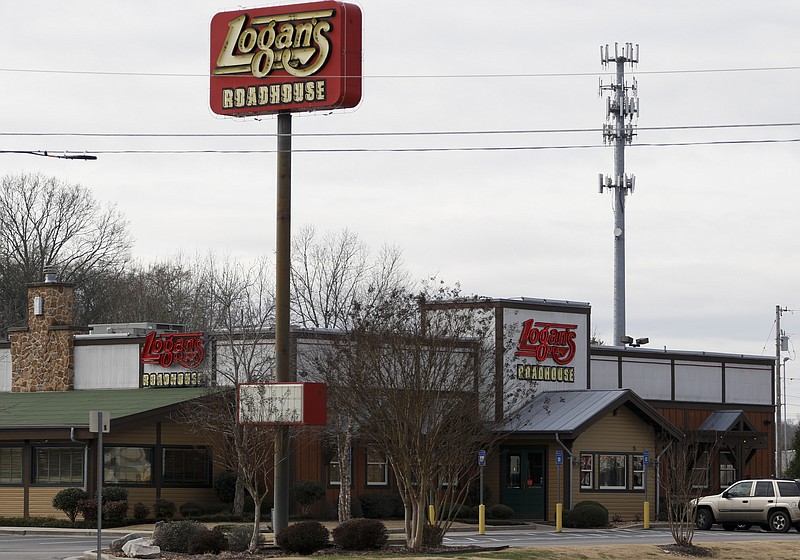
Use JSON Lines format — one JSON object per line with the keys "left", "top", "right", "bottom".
{"left": 515, "top": 319, "right": 577, "bottom": 365}
{"left": 209, "top": 1, "right": 362, "bottom": 116}
{"left": 140, "top": 331, "right": 206, "bottom": 368}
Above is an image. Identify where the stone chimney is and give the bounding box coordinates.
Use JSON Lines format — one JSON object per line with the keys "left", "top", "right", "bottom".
{"left": 8, "top": 267, "right": 90, "bottom": 392}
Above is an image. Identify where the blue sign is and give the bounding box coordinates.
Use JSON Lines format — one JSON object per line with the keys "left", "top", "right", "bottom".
{"left": 643, "top": 450, "right": 649, "bottom": 465}
{"left": 555, "top": 450, "right": 563, "bottom": 466}
{"left": 477, "top": 449, "right": 487, "bottom": 467}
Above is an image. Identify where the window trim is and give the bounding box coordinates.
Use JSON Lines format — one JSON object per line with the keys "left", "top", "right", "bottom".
{"left": 579, "top": 453, "right": 593, "bottom": 490}
{"left": 327, "top": 448, "right": 353, "bottom": 488}
{"left": 0, "top": 446, "right": 23, "bottom": 486}
{"left": 598, "top": 454, "right": 627, "bottom": 490}
{"left": 366, "top": 448, "right": 389, "bottom": 487}
{"left": 32, "top": 445, "right": 85, "bottom": 486}
{"left": 632, "top": 454, "right": 645, "bottom": 490}
{"left": 161, "top": 446, "right": 212, "bottom": 488}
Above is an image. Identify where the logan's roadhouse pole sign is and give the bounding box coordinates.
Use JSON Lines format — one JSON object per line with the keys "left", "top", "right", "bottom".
{"left": 210, "top": 1, "right": 362, "bottom": 116}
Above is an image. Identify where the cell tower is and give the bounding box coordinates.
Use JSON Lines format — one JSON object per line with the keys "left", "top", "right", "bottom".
{"left": 598, "top": 42, "right": 639, "bottom": 347}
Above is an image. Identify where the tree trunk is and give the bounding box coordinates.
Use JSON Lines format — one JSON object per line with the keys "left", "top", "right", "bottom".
{"left": 234, "top": 476, "right": 245, "bottom": 517}
{"left": 337, "top": 431, "right": 353, "bottom": 522}
{"left": 250, "top": 497, "right": 262, "bottom": 552}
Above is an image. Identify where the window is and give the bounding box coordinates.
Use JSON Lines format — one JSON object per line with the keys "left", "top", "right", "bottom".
{"left": 579, "top": 454, "right": 593, "bottom": 489}
{"left": 725, "top": 481, "right": 752, "bottom": 498}
{"left": 34, "top": 447, "right": 84, "bottom": 485}
{"left": 692, "top": 451, "right": 710, "bottom": 489}
{"left": 328, "top": 449, "right": 352, "bottom": 486}
{"left": 162, "top": 447, "right": 211, "bottom": 486}
{"left": 104, "top": 447, "right": 153, "bottom": 484}
{"left": 506, "top": 454, "right": 521, "bottom": 489}
{"left": 719, "top": 452, "right": 735, "bottom": 489}
{"left": 598, "top": 454, "right": 626, "bottom": 489}
{"left": 366, "top": 449, "right": 388, "bottom": 486}
{"left": 754, "top": 481, "right": 775, "bottom": 497}
{"left": 0, "top": 447, "right": 22, "bottom": 484}
{"left": 632, "top": 455, "right": 644, "bottom": 490}
{"left": 777, "top": 481, "right": 800, "bottom": 497}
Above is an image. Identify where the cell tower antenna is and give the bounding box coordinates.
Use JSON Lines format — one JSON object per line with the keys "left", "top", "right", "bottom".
{"left": 597, "top": 42, "right": 639, "bottom": 346}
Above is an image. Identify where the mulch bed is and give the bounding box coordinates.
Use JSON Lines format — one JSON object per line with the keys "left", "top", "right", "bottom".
{"left": 659, "top": 544, "right": 713, "bottom": 557}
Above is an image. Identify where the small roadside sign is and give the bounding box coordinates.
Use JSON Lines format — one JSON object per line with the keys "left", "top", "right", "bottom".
{"left": 643, "top": 450, "right": 649, "bottom": 465}
{"left": 477, "top": 449, "right": 487, "bottom": 467}
{"left": 555, "top": 450, "right": 563, "bottom": 466}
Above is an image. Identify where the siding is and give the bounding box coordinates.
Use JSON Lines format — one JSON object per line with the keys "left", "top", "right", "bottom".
{"left": 0, "top": 488, "right": 24, "bottom": 516}
{"left": 29, "top": 487, "right": 71, "bottom": 518}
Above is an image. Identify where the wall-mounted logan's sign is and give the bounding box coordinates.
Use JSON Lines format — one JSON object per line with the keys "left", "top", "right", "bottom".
{"left": 503, "top": 308, "right": 588, "bottom": 391}
{"left": 140, "top": 331, "right": 207, "bottom": 388}
{"left": 210, "top": 1, "right": 363, "bottom": 116}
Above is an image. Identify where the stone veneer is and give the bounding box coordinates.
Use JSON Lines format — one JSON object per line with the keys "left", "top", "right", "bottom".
{"left": 8, "top": 282, "right": 88, "bottom": 392}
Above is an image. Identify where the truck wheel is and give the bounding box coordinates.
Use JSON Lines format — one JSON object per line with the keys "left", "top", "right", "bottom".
{"left": 768, "top": 510, "right": 791, "bottom": 533}
{"left": 696, "top": 508, "right": 714, "bottom": 530}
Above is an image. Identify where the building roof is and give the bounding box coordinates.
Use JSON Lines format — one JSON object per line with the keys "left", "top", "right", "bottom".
{"left": 0, "top": 388, "right": 211, "bottom": 429}
{"left": 698, "top": 409, "right": 759, "bottom": 433}
{"left": 501, "top": 388, "right": 683, "bottom": 439}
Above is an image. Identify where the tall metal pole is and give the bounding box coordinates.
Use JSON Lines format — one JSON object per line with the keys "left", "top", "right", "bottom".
{"left": 599, "top": 43, "right": 639, "bottom": 346}
{"left": 273, "top": 112, "right": 292, "bottom": 536}
{"left": 776, "top": 305, "right": 784, "bottom": 477}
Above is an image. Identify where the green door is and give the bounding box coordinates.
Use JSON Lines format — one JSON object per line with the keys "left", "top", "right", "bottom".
{"left": 501, "top": 447, "right": 546, "bottom": 518}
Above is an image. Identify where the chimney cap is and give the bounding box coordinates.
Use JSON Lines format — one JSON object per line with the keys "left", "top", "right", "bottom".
{"left": 43, "top": 265, "right": 59, "bottom": 283}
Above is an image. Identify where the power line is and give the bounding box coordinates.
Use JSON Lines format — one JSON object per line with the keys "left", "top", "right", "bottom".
{"left": 50, "top": 137, "right": 797, "bottom": 156}
{"left": 0, "top": 66, "right": 798, "bottom": 80}
{"left": 0, "top": 122, "right": 797, "bottom": 139}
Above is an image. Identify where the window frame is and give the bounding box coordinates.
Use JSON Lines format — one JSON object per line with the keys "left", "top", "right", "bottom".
{"left": 161, "top": 446, "right": 212, "bottom": 488}
{"left": 632, "top": 454, "right": 645, "bottom": 490}
{"left": 327, "top": 448, "right": 353, "bottom": 488}
{"left": 32, "top": 446, "right": 85, "bottom": 486}
{"left": 103, "top": 445, "right": 154, "bottom": 486}
{"left": 598, "top": 454, "right": 627, "bottom": 490}
{"left": 579, "top": 453, "right": 593, "bottom": 490}
{"left": 365, "top": 448, "right": 389, "bottom": 487}
{"left": 0, "top": 446, "right": 23, "bottom": 485}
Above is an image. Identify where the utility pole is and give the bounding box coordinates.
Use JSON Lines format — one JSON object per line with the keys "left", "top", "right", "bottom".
{"left": 598, "top": 42, "right": 639, "bottom": 346}
{"left": 776, "top": 305, "right": 789, "bottom": 476}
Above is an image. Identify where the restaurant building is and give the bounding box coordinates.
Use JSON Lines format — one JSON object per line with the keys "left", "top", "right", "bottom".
{"left": 0, "top": 278, "right": 775, "bottom": 522}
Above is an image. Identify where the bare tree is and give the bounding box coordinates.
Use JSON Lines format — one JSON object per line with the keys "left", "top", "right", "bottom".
{"left": 660, "top": 433, "right": 718, "bottom": 549}
{"left": 316, "top": 283, "right": 507, "bottom": 549}
{"left": 0, "top": 172, "right": 132, "bottom": 334}
{"left": 181, "top": 255, "right": 277, "bottom": 552}
{"left": 291, "top": 226, "right": 408, "bottom": 522}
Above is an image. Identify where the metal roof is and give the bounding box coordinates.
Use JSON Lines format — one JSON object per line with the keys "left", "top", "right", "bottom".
{"left": 503, "top": 388, "right": 682, "bottom": 438}
{"left": 0, "top": 388, "right": 210, "bottom": 428}
{"left": 698, "top": 409, "right": 748, "bottom": 432}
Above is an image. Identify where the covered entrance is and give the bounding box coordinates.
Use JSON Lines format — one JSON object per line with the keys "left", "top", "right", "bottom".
{"left": 501, "top": 446, "right": 546, "bottom": 518}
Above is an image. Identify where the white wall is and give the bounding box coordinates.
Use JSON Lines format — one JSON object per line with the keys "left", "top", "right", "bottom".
{"left": 0, "top": 348, "right": 11, "bottom": 392}
{"left": 74, "top": 344, "right": 141, "bottom": 389}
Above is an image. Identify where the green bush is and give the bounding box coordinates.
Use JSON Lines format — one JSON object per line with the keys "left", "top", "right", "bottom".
{"left": 573, "top": 500, "right": 608, "bottom": 513}
{"left": 275, "top": 520, "right": 329, "bottom": 555}
{"left": 179, "top": 501, "right": 206, "bottom": 518}
{"left": 214, "top": 524, "right": 253, "bottom": 552}
{"left": 0, "top": 516, "right": 74, "bottom": 528}
{"left": 153, "top": 498, "right": 177, "bottom": 520}
{"left": 102, "top": 487, "right": 129, "bottom": 502}
{"left": 132, "top": 502, "right": 149, "bottom": 521}
{"left": 293, "top": 480, "right": 326, "bottom": 516}
{"left": 489, "top": 504, "right": 514, "bottom": 520}
{"left": 563, "top": 502, "right": 609, "bottom": 528}
{"left": 77, "top": 498, "right": 97, "bottom": 522}
{"left": 332, "top": 518, "right": 388, "bottom": 550}
{"left": 215, "top": 470, "right": 237, "bottom": 504}
{"left": 187, "top": 526, "right": 226, "bottom": 554}
{"left": 52, "top": 488, "right": 89, "bottom": 523}
{"left": 152, "top": 519, "right": 208, "bottom": 553}
{"left": 358, "top": 493, "right": 395, "bottom": 519}
{"left": 104, "top": 500, "right": 128, "bottom": 521}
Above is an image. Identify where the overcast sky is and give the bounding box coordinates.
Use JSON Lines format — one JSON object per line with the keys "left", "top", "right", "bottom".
{"left": 1, "top": 2, "right": 798, "bottom": 411}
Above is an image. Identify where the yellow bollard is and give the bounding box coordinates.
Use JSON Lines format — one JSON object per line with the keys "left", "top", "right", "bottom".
{"left": 478, "top": 504, "right": 486, "bottom": 535}
{"left": 644, "top": 501, "right": 650, "bottom": 529}
{"left": 428, "top": 504, "right": 435, "bottom": 525}
{"left": 556, "top": 503, "right": 563, "bottom": 533}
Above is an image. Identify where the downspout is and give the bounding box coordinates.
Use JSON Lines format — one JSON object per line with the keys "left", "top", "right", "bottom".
{"left": 554, "top": 433, "right": 573, "bottom": 509}
{"left": 655, "top": 440, "right": 674, "bottom": 518}
{"left": 70, "top": 427, "right": 89, "bottom": 492}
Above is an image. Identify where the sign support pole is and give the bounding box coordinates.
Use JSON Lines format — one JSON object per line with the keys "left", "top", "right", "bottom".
{"left": 273, "top": 112, "right": 292, "bottom": 537}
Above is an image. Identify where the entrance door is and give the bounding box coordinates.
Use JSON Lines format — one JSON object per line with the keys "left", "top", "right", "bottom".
{"left": 501, "top": 447, "right": 546, "bottom": 518}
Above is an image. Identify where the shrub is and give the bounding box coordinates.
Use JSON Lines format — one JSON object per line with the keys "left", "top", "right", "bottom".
{"left": 358, "top": 493, "right": 395, "bottom": 519}
{"left": 103, "top": 500, "right": 128, "bottom": 521}
{"left": 293, "top": 480, "right": 326, "bottom": 516}
{"left": 132, "top": 502, "right": 149, "bottom": 521}
{"left": 275, "top": 520, "right": 329, "bottom": 555}
{"left": 179, "top": 501, "right": 206, "bottom": 518}
{"left": 332, "top": 518, "right": 388, "bottom": 550}
{"left": 153, "top": 498, "right": 177, "bottom": 520}
{"left": 215, "top": 470, "right": 237, "bottom": 504}
{"left": 187, "top": 526, "right": 226, "bottom": 554}
{"left": 445, "top": 503, "right": 472, "bottom": 519}
{"left": 214, "top": 524, "right": 253, "bottom": 552}
{"left": 52, "top": 488, "right": 89, "bottom": 524}
{"left": 350, "top": 495, "right": 363, "bottom": 518}
{"left": 152, "top": 519, "right": 208, "bottom": 553}
{"left": 489, "top": 504, "right": 514, "bottom": 520}
{"left": 422, "top": 524, "right": 444, "bottom": 547}
{"left": 465, "top": 480, "right": 492, "bottom": 507}
{"left": 563, "top": 502, "right": 609, "bottom": 528}
{"left": 78, "top": 498, "right": 97, "bottom": 522}
{"left": 573, "top": 500, "right": 608, "bottom": 514}
{"left": 102, "top": 487, "right": 129, "bottom": 502}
